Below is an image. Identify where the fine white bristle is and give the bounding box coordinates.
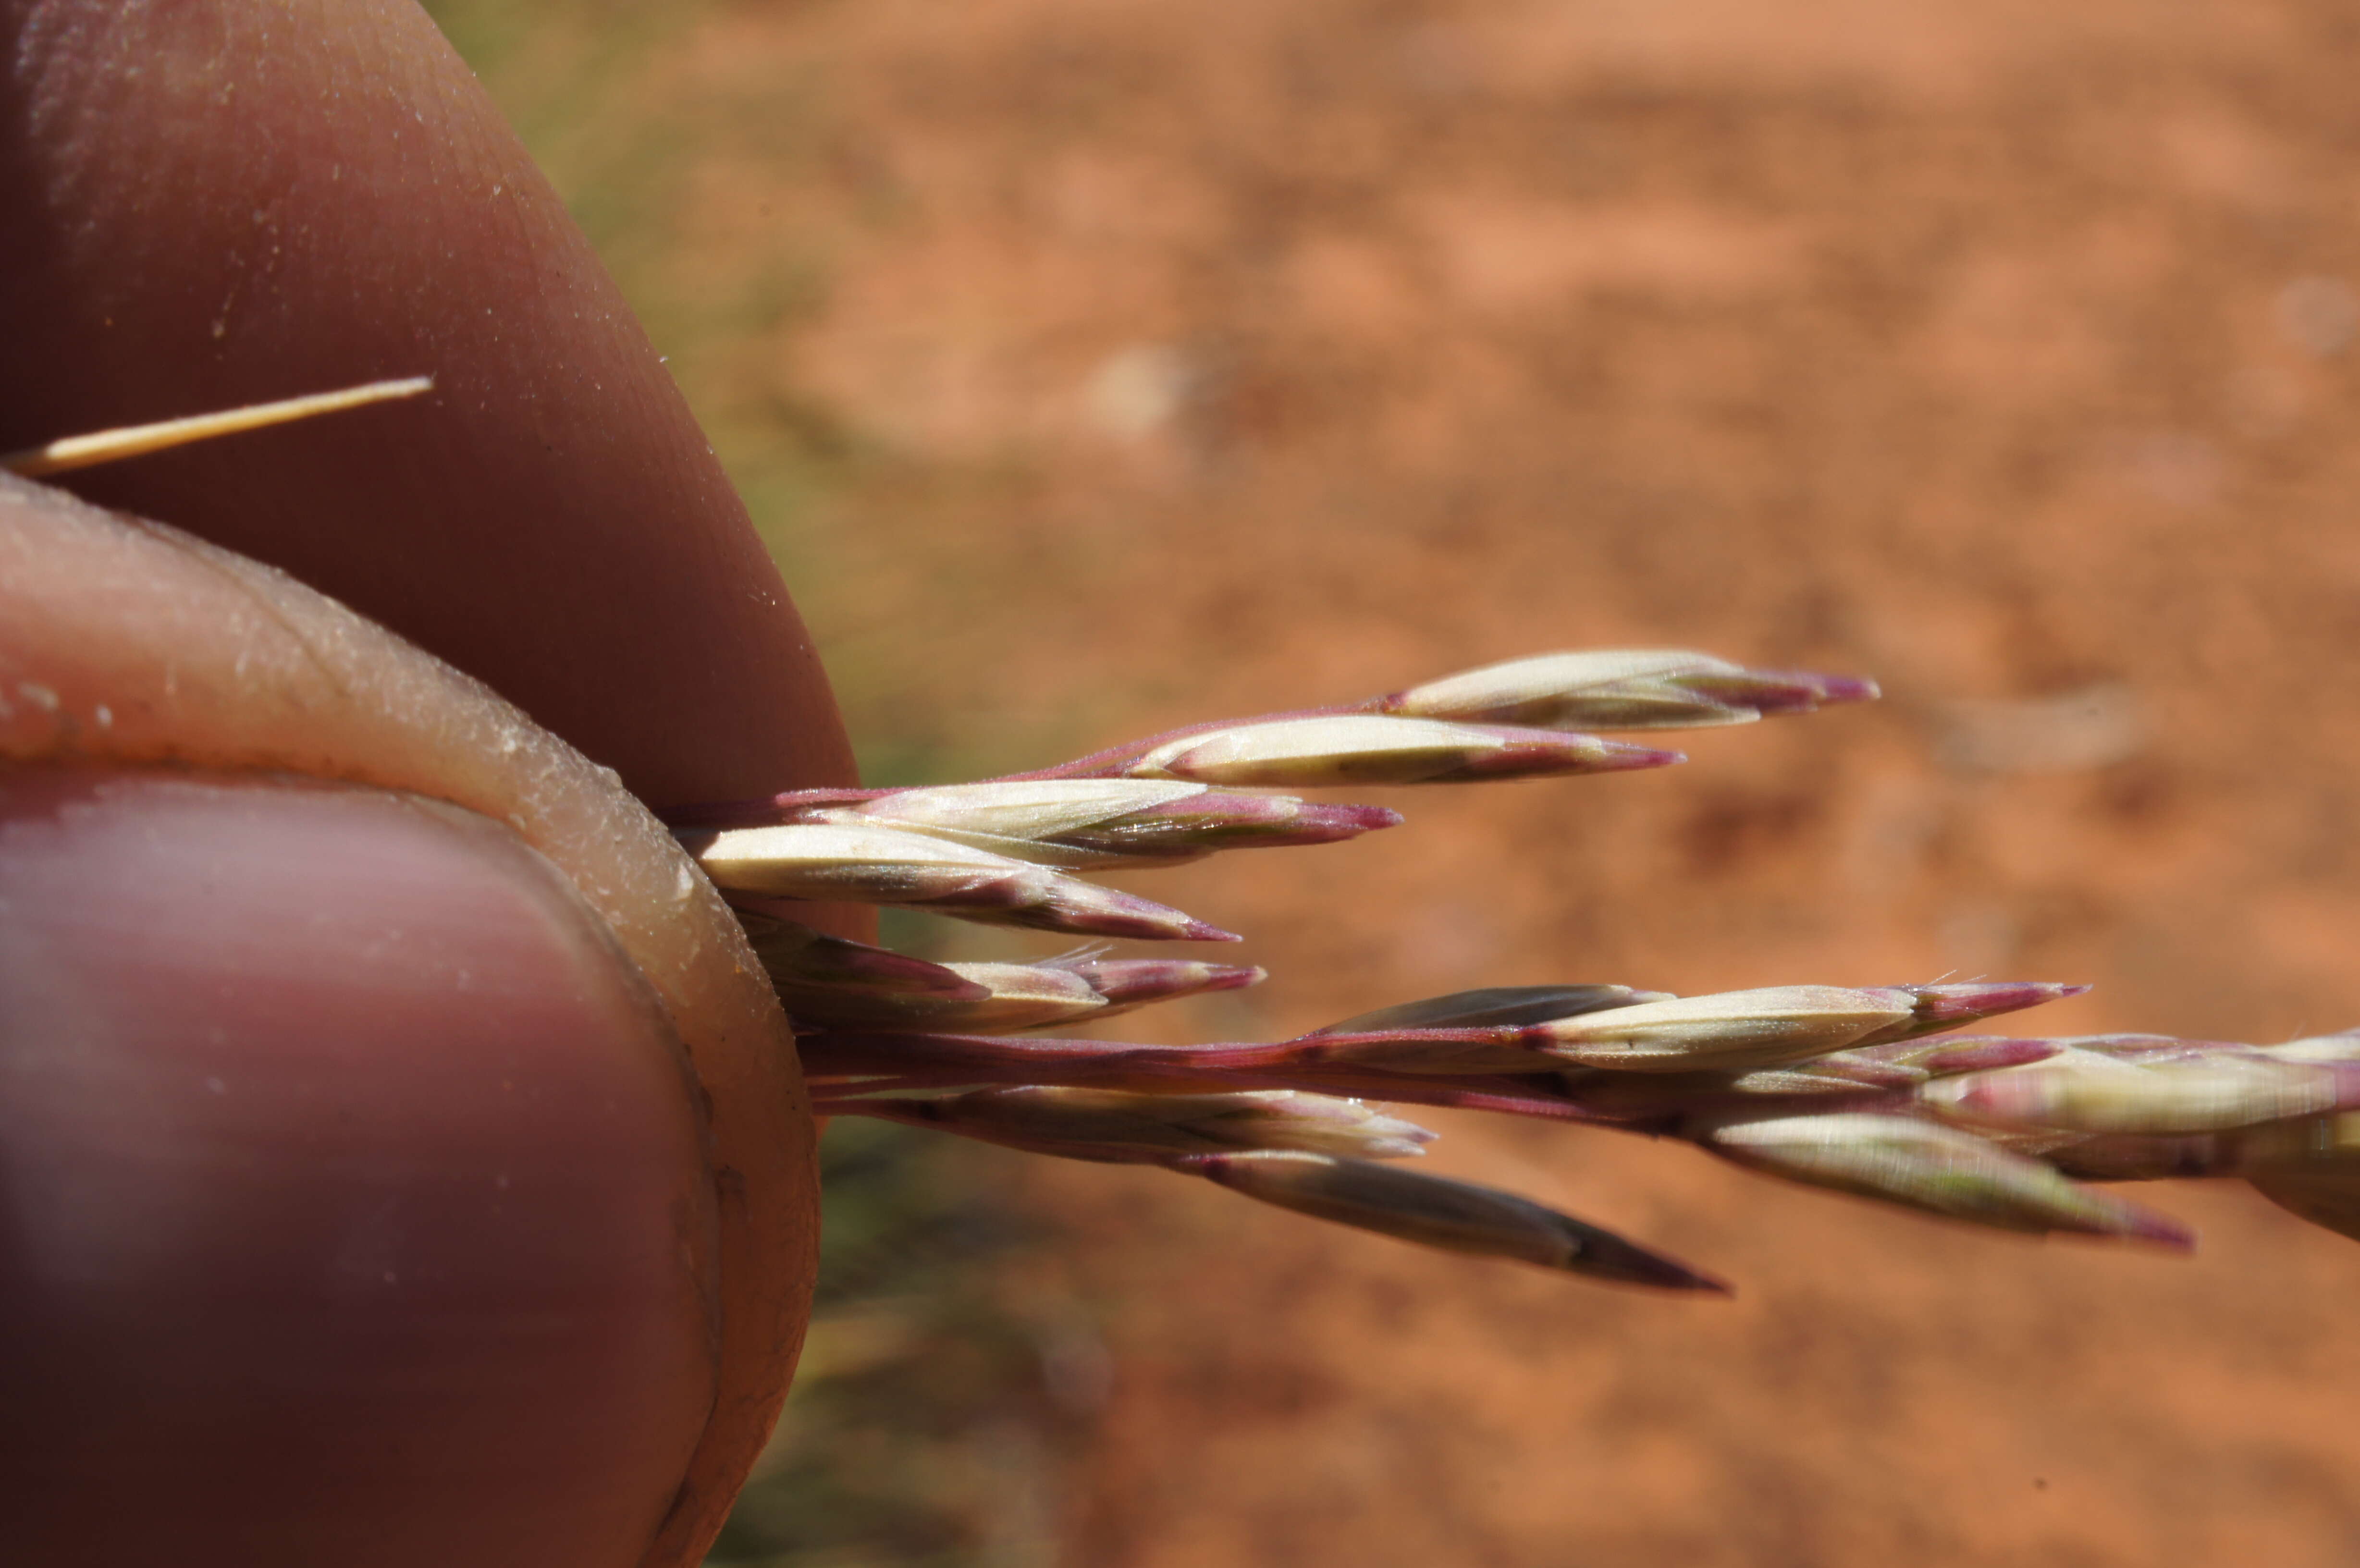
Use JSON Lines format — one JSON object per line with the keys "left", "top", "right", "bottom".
{"left": 1, "top": 375, "right": 434, "bottom": 478}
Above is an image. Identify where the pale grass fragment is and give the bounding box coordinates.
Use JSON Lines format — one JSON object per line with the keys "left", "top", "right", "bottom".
{"left": 2, "top": 377, "right": 434, "bottom": 477}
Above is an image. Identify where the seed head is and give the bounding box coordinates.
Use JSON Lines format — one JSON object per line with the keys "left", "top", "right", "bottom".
{"left": 655, "top": 639, "right": 2296, "bottom": 1283}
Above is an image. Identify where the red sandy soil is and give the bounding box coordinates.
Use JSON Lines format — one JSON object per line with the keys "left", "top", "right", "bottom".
{"left": 529, "top": 0, "right": 2360, "bottom": 1561}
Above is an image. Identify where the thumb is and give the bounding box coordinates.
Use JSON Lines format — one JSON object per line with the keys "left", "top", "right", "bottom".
{"left": 0, "top": 475, "right": 817, "bottom": 1568}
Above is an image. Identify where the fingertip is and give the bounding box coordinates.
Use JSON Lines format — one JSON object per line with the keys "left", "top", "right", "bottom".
{"left": 0, "top": 767, "right": 719, "bottom": 1568}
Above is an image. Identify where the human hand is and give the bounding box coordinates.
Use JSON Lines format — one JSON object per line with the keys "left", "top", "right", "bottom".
{"left": 0, "top": 2, "right": 856, "bottom": 1563}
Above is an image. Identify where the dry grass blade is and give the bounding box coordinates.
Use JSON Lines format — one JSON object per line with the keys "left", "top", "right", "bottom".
{"left": 1, "top": 377, "right": 434, "bottom": 477}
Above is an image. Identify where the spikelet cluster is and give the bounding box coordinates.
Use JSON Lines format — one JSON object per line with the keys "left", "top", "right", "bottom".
{"left": 659, "top": 647, "right": 2360, "bottom": 1290}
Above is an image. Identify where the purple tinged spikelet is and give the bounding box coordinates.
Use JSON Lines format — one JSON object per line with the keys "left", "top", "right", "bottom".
{"left": 833, "top": 778, "right": 1206, "bottom": 866}
{"left": 2041, "top": 1131, "right": 2241, "bottom": 1183}
{"left": 1298, "top": 983, "right": 2087, "bottom": 1077}
{"left": 1449, "top": 727, "right": 1685, "bottom": 781}
{"left": 1536, "top": 985, "right": 1919, "bottom": 1072}
{"left": 1526, "top": 980, "right": 2082, "bottom": 1074}
{"left": 1287, "top": 985, "right": 1986, "bottom": 1078}
{"left": 784, "top": 956, "right": 1270, "bottom": 1033}
{"left": 1181, "top": 1152, "right": 1730, "bottom": 1291}
{"left": 1051, "top": 794, "right": 1405, "bottom": 858}
{"left": 1676, "top": 667, "right": 1880, "bottom": 719}
{"left": 671, "top": 781, "right": 1399, "bottom": 868}
{"left": 1376, "top": 649, "right": 1881, "bottom": 733}
{"left": 2272, "top": 1029, "right": 2360, "bottom": 1063}
{"left": 821, "top": 779, "right": 1405, "bottom": 868}
{"left": 1049, "top": 957, "right": 1267, "bottom": 1018}
{"left": 1856, "top": 981, "right": 2090, "bottom": 1045}
{"left": 772, "top": 961, "right": 1104, "bottom": 1033}
{"left": 1763, "top": 671, "right": 1879, "bottom": 712}
{"left": 2246, "top": 1164, "right": 2360, "bottom": 1245}
{"left": 681, "top": 821, "right": 1014, "bottom": 900}
{"left": 845, "top": 1087, "right": 1438, "bottom": 1164}
{"left": 2053, "top": 1033, "right": 2227, "bottom": 1058}
{"left": 684, "top": 821, "right": 1237, "bottom": 941}
{"left": 1007, "top": 889, "right": 1241, "bottom": 943}
{"left": 1881, "top": 1036, "right": 2067, "bottom": 1077}
{"left": 733, "top": 909, "right": 992, "bottom": 1000}
{"left": 1922, "top": 1047, "right": 2360, "bottom": 1136}
{"left": 1580, "top": 1059, "right": 1923, "bottom": 1115}
{"left": 1312, "top": 985, "right": 1671, "bottom": 1037}
{"left": 1558, "top": 1037, "right": 2080, "bottom": 1116}
{"left": 2231, "top": 1048, "right": 2360, "bottom": 1241}
{"left": 1124, "top": 714, "right": 1680, "bottom": 788}
{"left": 1699, "top": 1111, "right": 2195, "bottom": 1247}
{"left": 1710, "top": 1037, "right": 2066, "bottom": 1097}
{"left": 795, "top": 1028, "right": 1452, "bottom": 1092}
{"left": 1278, "top": 986, "right": 1677, "bottom": 1075}
{"left": 2237, "top": 1095, "right": 2360, "bottom": 1247}
{"left": 658, "top": 785, "right": 883, "bottom": 832}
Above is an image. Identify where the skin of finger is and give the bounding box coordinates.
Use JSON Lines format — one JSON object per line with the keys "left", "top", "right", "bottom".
{"left": 0, "top": 477, "right": 820, "bottom": 1566}
{"left": 0, "top": 0, "right": 856, "bottom": 822}
{"left": 0, "top": 767, "right": 720, "bottom": 1568}
{"left": 4, "top": 0, "right": 867, "bottom": 1557}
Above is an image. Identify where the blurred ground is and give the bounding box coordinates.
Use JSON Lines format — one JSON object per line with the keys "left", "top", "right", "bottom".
{"left": 435, "top": 0, "right": 2360, "bottom": 1563}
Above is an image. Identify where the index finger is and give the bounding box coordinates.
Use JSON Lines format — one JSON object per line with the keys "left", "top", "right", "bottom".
{"left": 0, "top": 0, "right": 852, "bottom": 811}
